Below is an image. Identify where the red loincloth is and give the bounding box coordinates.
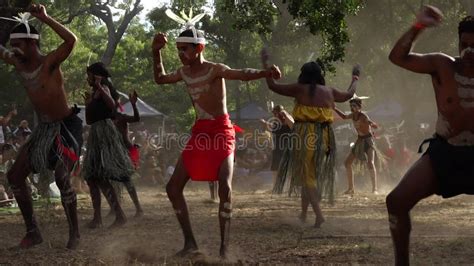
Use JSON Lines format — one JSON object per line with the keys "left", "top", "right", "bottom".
{"left": 128, "top": 145, "right": 140, "bottom": 169}
{"left": 182, "top": 114, "right": 235, "bottom": 181}
{"left": 233, "top": 124, "right": 244, "bottom": 133}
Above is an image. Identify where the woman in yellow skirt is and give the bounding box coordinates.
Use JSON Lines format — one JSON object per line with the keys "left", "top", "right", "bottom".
{"left": 262, "top": 51, "right": 360, "bottom": 227}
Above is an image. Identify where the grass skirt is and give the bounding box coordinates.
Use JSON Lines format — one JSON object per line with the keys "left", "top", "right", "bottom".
{"left": 83, "top": 119, "right": 133, "bottom": 182}
{"left": 24, "top": 122, "right": 61, "bottom": 176}
{"left": 273, "top": 121, "right": 336, "bottom": 203}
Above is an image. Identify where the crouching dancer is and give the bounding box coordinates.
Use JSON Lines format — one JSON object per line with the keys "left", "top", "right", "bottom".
{"left": 0, "top": 4, "right": 82, "bottom": 249}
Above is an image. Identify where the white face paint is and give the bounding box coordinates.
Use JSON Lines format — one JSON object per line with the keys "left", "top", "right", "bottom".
{"left": 461, "top": 47, "right": 474, "bottom": 58}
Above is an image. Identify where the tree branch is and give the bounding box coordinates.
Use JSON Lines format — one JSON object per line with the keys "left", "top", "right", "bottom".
{"left": 115, "top": 0, "right": 142, "bottom": 39}
{"left": 89, "top": 2, "right": 115, "bottom": 35}
{"left": 60, "top": 7, "right": 89, "bottom": 24}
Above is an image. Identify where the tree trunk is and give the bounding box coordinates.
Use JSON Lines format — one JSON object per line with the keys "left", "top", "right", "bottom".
{"left": 88, "top": 0, "right": 142, "bottom": 66}
{"left": 101, "top": 33, "right": 118, "bottom": 66}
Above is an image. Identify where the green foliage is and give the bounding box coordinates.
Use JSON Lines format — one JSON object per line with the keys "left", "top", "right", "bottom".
{"left": 221, "top": 0, "right": 277, "bottom": 35}
{"left": 222, "top": 0, "right": 362, "bottom": 72}
{"left": 2, "top": 0, "right": 472, "bottom": 134}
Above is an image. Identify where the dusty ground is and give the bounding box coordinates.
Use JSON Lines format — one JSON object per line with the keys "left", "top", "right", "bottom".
{"left": 1, "top": 176, "right": 474, "bottom": 265}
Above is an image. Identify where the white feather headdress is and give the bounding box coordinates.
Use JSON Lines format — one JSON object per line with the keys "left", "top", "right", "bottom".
{"left": 351, "top": 94, "right": 370, "bottom": 100}
{"left": 0, "top": 12, "right": 39, "bottom": 40}
{"left": 165, "top": 8, "right": 206, "bottom": 44}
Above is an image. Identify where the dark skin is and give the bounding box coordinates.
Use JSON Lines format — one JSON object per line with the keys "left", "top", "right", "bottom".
{"left": 152, "top": 32, "right": 281, "bottom": 258}
{"left": 334, "top": 103, "right": 379, "bottom": 194}
{"left": 261, "top": 48, "right": 358, "bottom": 228}
{"left": 84, "top": 72, "right": 116, "bottom": 124}
{"left": 0, "top": 4, "right": 80, "bottom": 249}
{"left": 114, "top": 90, "right": 140, "bottom": 148}
{"left": 113, "top": 90, "right": 143, "bottom": 217}
{"left": 261, "top": 50, "right": 358, "bottom": 107}
{"left": 0, "top": 5, "right": 75, "bottom": 122}
{"left": 84, "top": 74, "right": 127, "bottom": 229}
{"left": 386, "top": 5, "right": 474, "bottom": 265}
{"left": 260, "top": 109, "right": 294, "bottom": 129}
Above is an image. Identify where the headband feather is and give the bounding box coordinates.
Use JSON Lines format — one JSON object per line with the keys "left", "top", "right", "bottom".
{"left": 165, "top": 8, "right": 207, "bottom": 44}
{"left": 0, "top": 12, "right": 39, "bottom": 40}
{"left": 351, "top": 93, "right": 369, "bottom": 100}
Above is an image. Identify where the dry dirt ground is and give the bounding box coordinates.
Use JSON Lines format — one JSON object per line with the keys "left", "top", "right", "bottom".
{"left": 1, "top": 177, "right": 474, "bottom": 265}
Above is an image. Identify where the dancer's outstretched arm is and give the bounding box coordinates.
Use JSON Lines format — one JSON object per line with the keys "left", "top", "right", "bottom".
{"left": 334, "top": 107, "right": 351, "bottom": 120}
{"left": 218, "top": 63, "right": 281, "bottom": 81}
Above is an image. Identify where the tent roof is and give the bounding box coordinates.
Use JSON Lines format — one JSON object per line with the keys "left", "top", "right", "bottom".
{"left": 117, "top": 91, "right": 166, "bottom": 118}
{"left": 76, "top": 91, "right": 166, "bottom": 125}
{"left": 229, "top": 102, "right": 271, "bottom": 120}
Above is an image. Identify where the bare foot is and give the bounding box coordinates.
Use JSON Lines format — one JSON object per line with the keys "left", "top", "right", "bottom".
{"left": 87, "top": 219, "right": 103, "bottom": 229}
{"left": 109, "top": 217, "right": 127, "bottom": 229}
{"left": 298, "top": 212, "right": 307, "bottom": 223}
{"left": 175, "top": 245, "right": 199, "bottom": 257}
{"left": 203, "top": 199, "right": 218, "bottom": 204}
{"left": 343, "top": 189, "right": 354, "bottom": 195}
{"left": 66, "top": 235, "right": 80, "bottom": 250}
{"left": 219, "top": 245, "right": 228, "bottom": 259}
{"left": 314, "top": 217, "right": 325, "bottom": 228}
{"left": 105, "top": 210, "right": 115, "bottom": 218}
{"left": 372, "top": 190, "right": 379, "bottom": 195}
{"left": 134, "top": 210, "right": 144, "bottom": 218}
{"left": 19, "top": 229, "right": 43, "bottom": 249}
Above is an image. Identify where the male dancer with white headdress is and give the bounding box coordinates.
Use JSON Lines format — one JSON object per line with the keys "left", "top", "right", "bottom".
{"left": 387, "top": 5, "right": 474, "bottom": 265}
{"left": 334, "top": 96, "right": 379, "bottom": 195}
{"left": 152, "top": 9, "right": 281, "bottom": 258}
{"left": 0, "top": 4, "right": 82, "bottom": 249}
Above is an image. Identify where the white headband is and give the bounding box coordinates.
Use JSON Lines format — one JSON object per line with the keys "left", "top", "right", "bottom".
{"left": 165, "top": 9, "right": 207, "bottom": 44}
{"left": 176, "top": 36, "right": 206, "bottom": 44}
{"left": 0, "top": 13, "right": 38, "bottom": 40}
{"left": 10, "top": 33, "right": 40, "bottom": 40}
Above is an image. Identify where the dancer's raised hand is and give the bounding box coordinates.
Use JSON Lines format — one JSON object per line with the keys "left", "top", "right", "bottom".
{"left": 415, "top": 5, "right": 443, "bottom": 28}
{"left": 29, "top": 4, "right": 48, "bottom": 21}
{"left": 153, "top": 33, "right": 168, "bottom": 51}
